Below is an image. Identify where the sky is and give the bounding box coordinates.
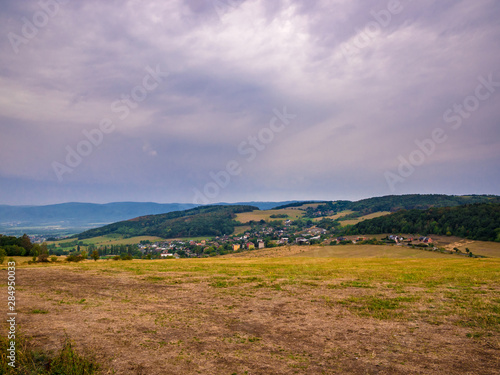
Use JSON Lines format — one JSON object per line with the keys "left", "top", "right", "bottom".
{"left": 1, "top": 0, "right": 499, "bottom": 205}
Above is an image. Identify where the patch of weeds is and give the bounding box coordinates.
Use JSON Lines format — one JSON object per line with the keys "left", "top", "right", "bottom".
{"left": 234, "top": 276, "right": 263, "bottom": 285}
{"left": 222, "top": 334, "right": 262, "bottom": 344}
{"left": 327, "top": 280, "right": 373, "bottom": 289}
{"left": 30, "top": 309, "right": 49, "bottom": 314}
{"left": 155, "top": 313, "right": 176, "bottom": 327}
{"left": 0, "top": 333, "right": 100, "bottom": 374}
{"left": 339, "top": 295, "right": 419, "bottom": 320}
{"left": 466, "top": 331, "right": 486, "bottom": 339}
{"left": 341, "top": 280, "right": 372, "bottom": 288}
{"left": 144, "top": 276, "right": 166, "bottom": 283}
{"left": 210, "top": 279, "right": 230, "bottom": 288}
{"left": 252, "top": 281, "right": 285, "bottom": 291}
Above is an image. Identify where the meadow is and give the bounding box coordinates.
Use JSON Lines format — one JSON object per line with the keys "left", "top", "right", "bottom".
{"left": 1, "top": 245, "right": 499, "bottom": 374}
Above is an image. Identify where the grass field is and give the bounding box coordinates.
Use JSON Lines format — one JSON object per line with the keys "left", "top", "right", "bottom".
{"left": 47, "top": 234, "right": 214, "bottom": 248}
{"left": 340, "top": 211, "right": 392, "bottom": 226}
{"left": 312, "top": 210, "right": 355, "bottom": 222}
{"left": 48, "top": 234, "right": 166, "bottom": 247}
{"left": 235, "top": 209, "right": 304, "bottom": 223}
{"left": 1, "top": 250, "right": 499, "bottom": 374}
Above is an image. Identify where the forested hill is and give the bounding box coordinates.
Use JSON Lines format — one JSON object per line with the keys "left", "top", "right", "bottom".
{"left": 76, "top": 205, "right": 257, "bottom": 239}
{"left": 345, "top": 203, "right": 500, "bottom": 242}
{"left": 304, "top": 194, "right": 500, "bottom": 217}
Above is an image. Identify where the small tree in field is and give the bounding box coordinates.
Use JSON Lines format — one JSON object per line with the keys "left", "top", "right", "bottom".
{"left": 80, "top": 250, "right": 88, "bottom": 260}
{"left": 37, "top": 243, "right": 49, "bottom": 262}
{"left": 91, "top": 250, "right": 100, "bottom": 261}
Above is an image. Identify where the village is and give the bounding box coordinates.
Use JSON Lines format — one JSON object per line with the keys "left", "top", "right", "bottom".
{"left": 137, "top": 220, "right": 436, "bottom": 259}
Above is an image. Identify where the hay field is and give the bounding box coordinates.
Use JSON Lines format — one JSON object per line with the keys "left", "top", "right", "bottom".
{"left": 1, "top": 253, "right": 499, "bottom": 374}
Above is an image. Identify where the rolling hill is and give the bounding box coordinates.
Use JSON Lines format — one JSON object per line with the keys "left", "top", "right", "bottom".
{"left": 0, "top": 201, "right": 299, "bottom": 236}
{"left": 76, "top": 205, "right": 258, "bottom": 240}
{"left": 344, "top": 203, "right": 500, "bottom": 242}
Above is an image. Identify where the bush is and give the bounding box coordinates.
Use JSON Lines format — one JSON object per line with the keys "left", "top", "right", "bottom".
{"left": 0, "top": 333, "right": 99, "bottom": 374}
{"left": 66, "top": 254, "right": 84, "bottom": 262}
{"left": 113, "top": 255, "right": 121, "bottom": 261}
{"left": 51, "top": 256, "right": 58, "bottom": 262}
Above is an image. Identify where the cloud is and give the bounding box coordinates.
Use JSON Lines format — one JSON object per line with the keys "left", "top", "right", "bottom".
{"left": 0, "top": 0, "right": 499, "bottom": 204}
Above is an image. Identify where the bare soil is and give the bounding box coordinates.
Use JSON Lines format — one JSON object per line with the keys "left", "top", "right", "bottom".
{"left": 2, "top": 265, "right": 499, "bottom": 375}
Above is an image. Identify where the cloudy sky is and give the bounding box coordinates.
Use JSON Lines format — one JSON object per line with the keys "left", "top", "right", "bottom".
{"left": 1, "top": 0, "right": 499, "bottom": 205}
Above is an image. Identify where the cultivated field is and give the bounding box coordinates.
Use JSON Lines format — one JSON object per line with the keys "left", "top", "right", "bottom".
{"left": 235, "top": 209, "right": 305, "bottom": 224}
{"left": 340, "top": 212, "right": 392, "bottom": 226}
{"left": 1, "top": 247, "right": 499, "bottom": 374}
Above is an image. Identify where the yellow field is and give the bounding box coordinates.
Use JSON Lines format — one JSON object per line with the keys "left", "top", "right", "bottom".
{"left": 294, "top": 244, "right": 457, "bottom": 259}
{"left": 2, "top": 255, "right": 499, "bottom": 374}
{"left": 312, "top": 210, "right": 355, "bottom": 221}
{"left": 235, "top": 209, "right": 304, "bottom": 223}
{"left": 298, "top": 203, "right": 323, "bottom": 209}
{"left": 340, "top": 211, "right": 392, "bottom": 226}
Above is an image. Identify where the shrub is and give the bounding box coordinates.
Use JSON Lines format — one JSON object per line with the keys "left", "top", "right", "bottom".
{"left": 0, "top": 333, "right": 99, "bottom": 374}
{"left": 66, "top": 254, "right": 84, "bottom": 262}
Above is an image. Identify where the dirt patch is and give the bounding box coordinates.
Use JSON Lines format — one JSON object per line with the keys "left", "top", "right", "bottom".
{"left": 1, "top": 265, "right": 499, "bottom": 375}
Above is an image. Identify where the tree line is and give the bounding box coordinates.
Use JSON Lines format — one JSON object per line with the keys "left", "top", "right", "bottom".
{"left": 344, "top": 203, "right": 500, "bottom": 242}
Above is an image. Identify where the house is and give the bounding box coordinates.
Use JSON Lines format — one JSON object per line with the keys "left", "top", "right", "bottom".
{"left": 160, "top": 253, "right": 174, "bottom": 258}
{"left": 257, "top": 240, "right": 265, "bottom": 249}
{"left": 246, "top": 242, "right": 255, "bottom": 250}
{"left": 233, "top": 244, "right": 241, "bottom": 251}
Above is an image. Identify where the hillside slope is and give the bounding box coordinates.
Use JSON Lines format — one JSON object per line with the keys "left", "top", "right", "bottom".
{"left": 76, "top": 205, "right": 258, "bottom": 239}
{"left": 345, "top": 203, "right": 500, "bottom": 242}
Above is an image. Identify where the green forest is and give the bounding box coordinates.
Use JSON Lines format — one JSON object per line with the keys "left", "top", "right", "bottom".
{"left": 305, "top": 194, "right": 500, "bottom": 218}
{"left": 344, "top": 203, "right": 500, "bottom": 242}
{"left": 76, "top": 205, "right": 258, "bottom": 239}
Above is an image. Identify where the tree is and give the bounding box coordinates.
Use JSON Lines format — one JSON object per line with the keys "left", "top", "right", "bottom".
{"left": 20, "top": 234, "right": 33, "bottom": 253}
{"left": 80, "top": 250, "right": 88, "bottom": 259}
{"left": 37, "top": 243, "right": 49, "bottom": 262}
{"left": 0, "top": 248, "right": 6, "bottom": 264}
{"left": 91, "top": 250, "right": 100, "bottom": 261}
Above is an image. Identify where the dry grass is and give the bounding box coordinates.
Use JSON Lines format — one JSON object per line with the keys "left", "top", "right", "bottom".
{"left": 312, "top": 210, "right": 355, "bottom": 222}
{"left": 1, "top": 255, "right": 499, "bottom": 374}
{"left": 340, "top": 211, "right": 392, "bottom": 226}
{"left": 235, "top": 209, "right": 304, "bottom": 224}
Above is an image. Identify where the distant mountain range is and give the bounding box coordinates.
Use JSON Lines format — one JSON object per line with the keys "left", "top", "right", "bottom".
{"left": 0, "top": 201, "right": 301, "bottom": 236}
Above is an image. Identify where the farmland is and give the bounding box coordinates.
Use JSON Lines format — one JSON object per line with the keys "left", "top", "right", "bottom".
{"left": 1, "top": 247, "right": 499, "bottom": 374}
{"left": 235, "top": 209, "right": 305, "bottom": 223}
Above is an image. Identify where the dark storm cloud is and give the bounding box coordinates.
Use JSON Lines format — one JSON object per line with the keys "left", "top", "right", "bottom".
{"left": 0, "top": 0, "right": 499, "bottom": 204}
